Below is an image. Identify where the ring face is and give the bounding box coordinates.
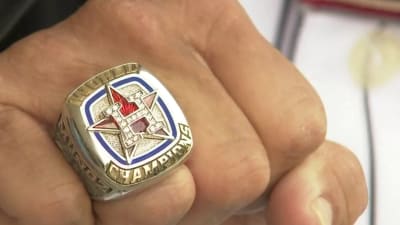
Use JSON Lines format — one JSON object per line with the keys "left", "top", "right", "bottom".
{"left": 86, "top": 76, "right": 178, "bottom": 166}
{"left": 55, "top": 63, "right": 193, "bottom": 200}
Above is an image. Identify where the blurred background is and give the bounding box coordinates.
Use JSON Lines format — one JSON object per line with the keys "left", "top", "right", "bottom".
{"left": 239, "top": 0, "right": 400, "bottom": 225}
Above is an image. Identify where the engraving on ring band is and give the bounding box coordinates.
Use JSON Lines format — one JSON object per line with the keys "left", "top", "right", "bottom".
{"left": 55, "top": 118, "right": 113, "bottom": 195}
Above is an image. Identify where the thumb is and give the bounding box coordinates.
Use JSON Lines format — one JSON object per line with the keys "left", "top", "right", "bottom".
{"left": 266, "top": 141, "right": 368, "bottom": 225}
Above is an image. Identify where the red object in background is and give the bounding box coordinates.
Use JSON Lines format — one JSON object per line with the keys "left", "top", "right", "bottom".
{"left": 303, "top": 0, "right": 400, "bottom": 18}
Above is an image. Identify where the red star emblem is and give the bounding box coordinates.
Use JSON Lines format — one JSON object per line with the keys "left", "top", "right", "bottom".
{"left": 89, "top": 85, "right": 172, "bottom": 162}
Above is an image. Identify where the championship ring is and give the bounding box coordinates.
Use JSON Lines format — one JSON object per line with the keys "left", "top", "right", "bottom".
{"left": 54, "top": 63, "right": 193, "bottom": 200}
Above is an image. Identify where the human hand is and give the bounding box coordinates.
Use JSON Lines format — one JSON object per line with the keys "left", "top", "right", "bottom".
{"left": 0, "top": 0, "right": 367, "bottom": 225}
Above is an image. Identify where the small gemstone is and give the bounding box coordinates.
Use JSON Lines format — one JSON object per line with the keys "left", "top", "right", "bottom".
{"left": 121, "top": 121, "right": 127, "bottom": 126}
{"left": 131, "top": 117, "right": 150, "bottom": 133}
{"left": 126, "top": 140, "right": 133, "bottom": 144}
{"left": 124, "top": 127, "right": 130, "bottom": 133}
{"left": 112, "top": 105, "right": 119, "bottom": 110}
{"left": 156, "top": 129, "right": 169, "bottom": 136}
{"left": 106, "top": 108, "right": 113, "bottom": 115}
{"left": 143, "top": 92, "right": 157, "bottom": 108}
{"left": 93, "top": 117, "right": 118, "bottom": 129}
{"left": 133, "top": 136, "right": 139, "bottom": 141}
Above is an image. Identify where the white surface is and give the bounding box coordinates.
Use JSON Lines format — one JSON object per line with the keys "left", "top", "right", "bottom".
{"left": 293, "top": 11, "right": 375, "bottom": 225}
{"left": 369, "top": 33, "right": 400, "bottom": 224}
{"left": 238, "top": 0, "right": 283, "bottom": 43}
{"left": 370, "top": 77, "right": 400, "bottom": 225}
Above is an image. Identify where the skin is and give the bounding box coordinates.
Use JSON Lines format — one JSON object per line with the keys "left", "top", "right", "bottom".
{"left": 0, "top": 0, "right": 368, "bottom": 225}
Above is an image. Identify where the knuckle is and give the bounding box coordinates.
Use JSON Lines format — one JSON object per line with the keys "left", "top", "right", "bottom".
{"left": 279, "top": 94, "right": 327, "bottom": 162}
{"left": 197, "top": 0, "right": 242, "bottom": 47}
{"left": 100, "top": 0, "right": 163, "bottom": 49}
{"left": 106, "top": 0, "right": 151, "bottom": 25}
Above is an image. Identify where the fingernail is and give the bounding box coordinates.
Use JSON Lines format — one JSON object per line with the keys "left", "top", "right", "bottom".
{"left": 312, "top": 197, "right": 333, "bottom": 225}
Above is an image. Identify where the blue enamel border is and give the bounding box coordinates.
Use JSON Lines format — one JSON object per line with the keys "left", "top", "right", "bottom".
{"left": 84, "top": 76, "right": 177, "bottom": 165}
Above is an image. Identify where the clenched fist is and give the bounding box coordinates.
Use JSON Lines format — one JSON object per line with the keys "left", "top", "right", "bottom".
{"left": 0, "top": 0, "right": 367, "bottom": 225}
